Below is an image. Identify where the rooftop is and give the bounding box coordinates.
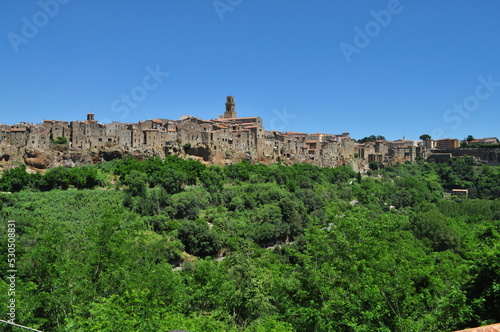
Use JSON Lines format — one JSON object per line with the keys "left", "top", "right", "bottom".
{"left": 454, "top": 323, "right": 500, "bottom": 332}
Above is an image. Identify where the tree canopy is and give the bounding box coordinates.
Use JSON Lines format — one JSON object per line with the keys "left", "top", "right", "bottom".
{"left": 357, "top": 134, "right": 386, "bottom": 143}
{"left": 0, "top": 155, "right": 499, "bottom": 331}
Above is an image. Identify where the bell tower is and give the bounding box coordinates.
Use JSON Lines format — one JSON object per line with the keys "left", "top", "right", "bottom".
{"left": 224, "top": 96, "right": 237, "bottom": 118}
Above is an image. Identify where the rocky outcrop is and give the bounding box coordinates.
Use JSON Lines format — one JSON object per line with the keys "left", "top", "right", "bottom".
{"left": 24, "top": 148, "right": 50, "bottom": 169}
{"left": 99, "top": 148, "right": 124, "bottom": 162}
{"left": 0, "top": 141, "right": 362, "bottom": 174}
{"left": 0, "top": 145, "right": 17, "bottom": 163}
{"left": 184, "top": 144, "right": 211, "bottom": 162}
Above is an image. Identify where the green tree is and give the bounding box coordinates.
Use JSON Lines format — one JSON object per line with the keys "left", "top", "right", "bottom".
{"left": 122, "top": 171, "right": 148, "bottom": 197}
{"left": 358, "top": 135, "right": 386, "bottom": 143}
{"left": 53, "top": 136, "right": 68, "bottom": 144}
{"left": 42, "top": 166, "right": 72, "bottom": 190}
{"left": 369, "top": 161, "right": 380, "bottom": 171}
{"left": 178, "top": 219, "right": 221, "bottom": 257}
{"left": 0, "top": 165, "right": 31, "bottom": 192}
{"left": 420, "top": 134, "right": 431, "bottom": 141}
{"left": 411, "top": 208, "right": 461, "bottom": 252}
{"left": 149, "top": 168, "right": 186, "bottom": 194}
{"left": 199, "top": 167, "right": 224, "bottom": 194}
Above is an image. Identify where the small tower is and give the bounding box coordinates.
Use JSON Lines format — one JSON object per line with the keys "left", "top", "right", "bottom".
{"left": 87, "top": 113, "right": 95, "bottom": 121}
{"left": 224, "top": 96, "right": 237, "bottom": 119}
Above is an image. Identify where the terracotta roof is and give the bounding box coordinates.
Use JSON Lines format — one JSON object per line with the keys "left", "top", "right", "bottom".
{"left": 218, "top": 117, "right": 258, "bottom": 120}
{"left": 151, "top": 119, "right": 163, "bottom": 124}
{"left": 306, "top": 140, "right": 318, "bottom": 143}
{"left": 484, "top": 137, "right": 499, "bottom": 142}
{"left": 454, "top": 323, "right": 500, "bottom": 332}
{"left": 284, "top": 131, "right": 307, "bottom": 135}
{"left": 10, "top": 128, "right": 27, "bottom": 132}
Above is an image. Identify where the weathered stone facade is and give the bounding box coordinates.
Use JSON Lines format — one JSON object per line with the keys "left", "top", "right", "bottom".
{"left": 0, "top": 97, "right": 497, "bottom": 171}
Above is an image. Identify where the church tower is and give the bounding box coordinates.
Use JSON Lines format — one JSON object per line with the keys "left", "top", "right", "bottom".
{"left": 224, "top": 96, "right": 237, "bottom": 118}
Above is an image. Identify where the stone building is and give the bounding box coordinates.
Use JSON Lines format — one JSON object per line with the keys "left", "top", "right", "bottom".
{"left": 27, "top": 125, "right": 50, "bottom": 150}
{"left": 224, "top": 96, "right": 237, "bottom": 118}
{"left": 3, "top": 96, "right": 484, "bottom": 169}
{"left": 436, "top": 138, "right": 460, "bottom": 149}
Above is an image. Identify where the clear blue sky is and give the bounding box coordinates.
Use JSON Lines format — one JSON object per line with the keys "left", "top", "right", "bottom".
{"left": 1, "top": 0, "right": 499, "bottom": 141}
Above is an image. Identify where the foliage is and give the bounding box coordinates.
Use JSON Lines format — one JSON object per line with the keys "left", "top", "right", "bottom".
{"left": 420, "top": 134, "right": 431, "bottom": 141}
{"left": 357, "top": 134, "right": 386, "bottom": 143}
{"left": 369, "top": 161, "right": 380, "bottom": 170}
{"left": 0, "top": 165, "right": 106, "bottom": 192}
{"left": 53, "top": 136, "right": 68, "bottom": 145}
{"left": 0, "top": 155, "right": 500, "bottom": 330}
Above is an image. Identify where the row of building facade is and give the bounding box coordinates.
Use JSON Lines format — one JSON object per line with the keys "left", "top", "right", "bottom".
{"left": 1, "top": 97, "right": 498, "bottom": 167}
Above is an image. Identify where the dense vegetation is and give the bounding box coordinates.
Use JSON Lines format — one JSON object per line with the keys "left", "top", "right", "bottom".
{"left": 1, "top": 156, "right": 500, "bottom": 331}
{"left": 357, "top": 135, "right": 386, "bottom": 143}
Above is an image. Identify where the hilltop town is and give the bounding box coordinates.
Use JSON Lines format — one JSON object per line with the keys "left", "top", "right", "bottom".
{"left": 1, "top": 96, "right": 499, "bottom": 172}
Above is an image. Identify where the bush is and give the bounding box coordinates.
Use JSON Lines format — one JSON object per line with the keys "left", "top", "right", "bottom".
{"left": 53, "top": 136, "right": 68, "bottom": 145}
